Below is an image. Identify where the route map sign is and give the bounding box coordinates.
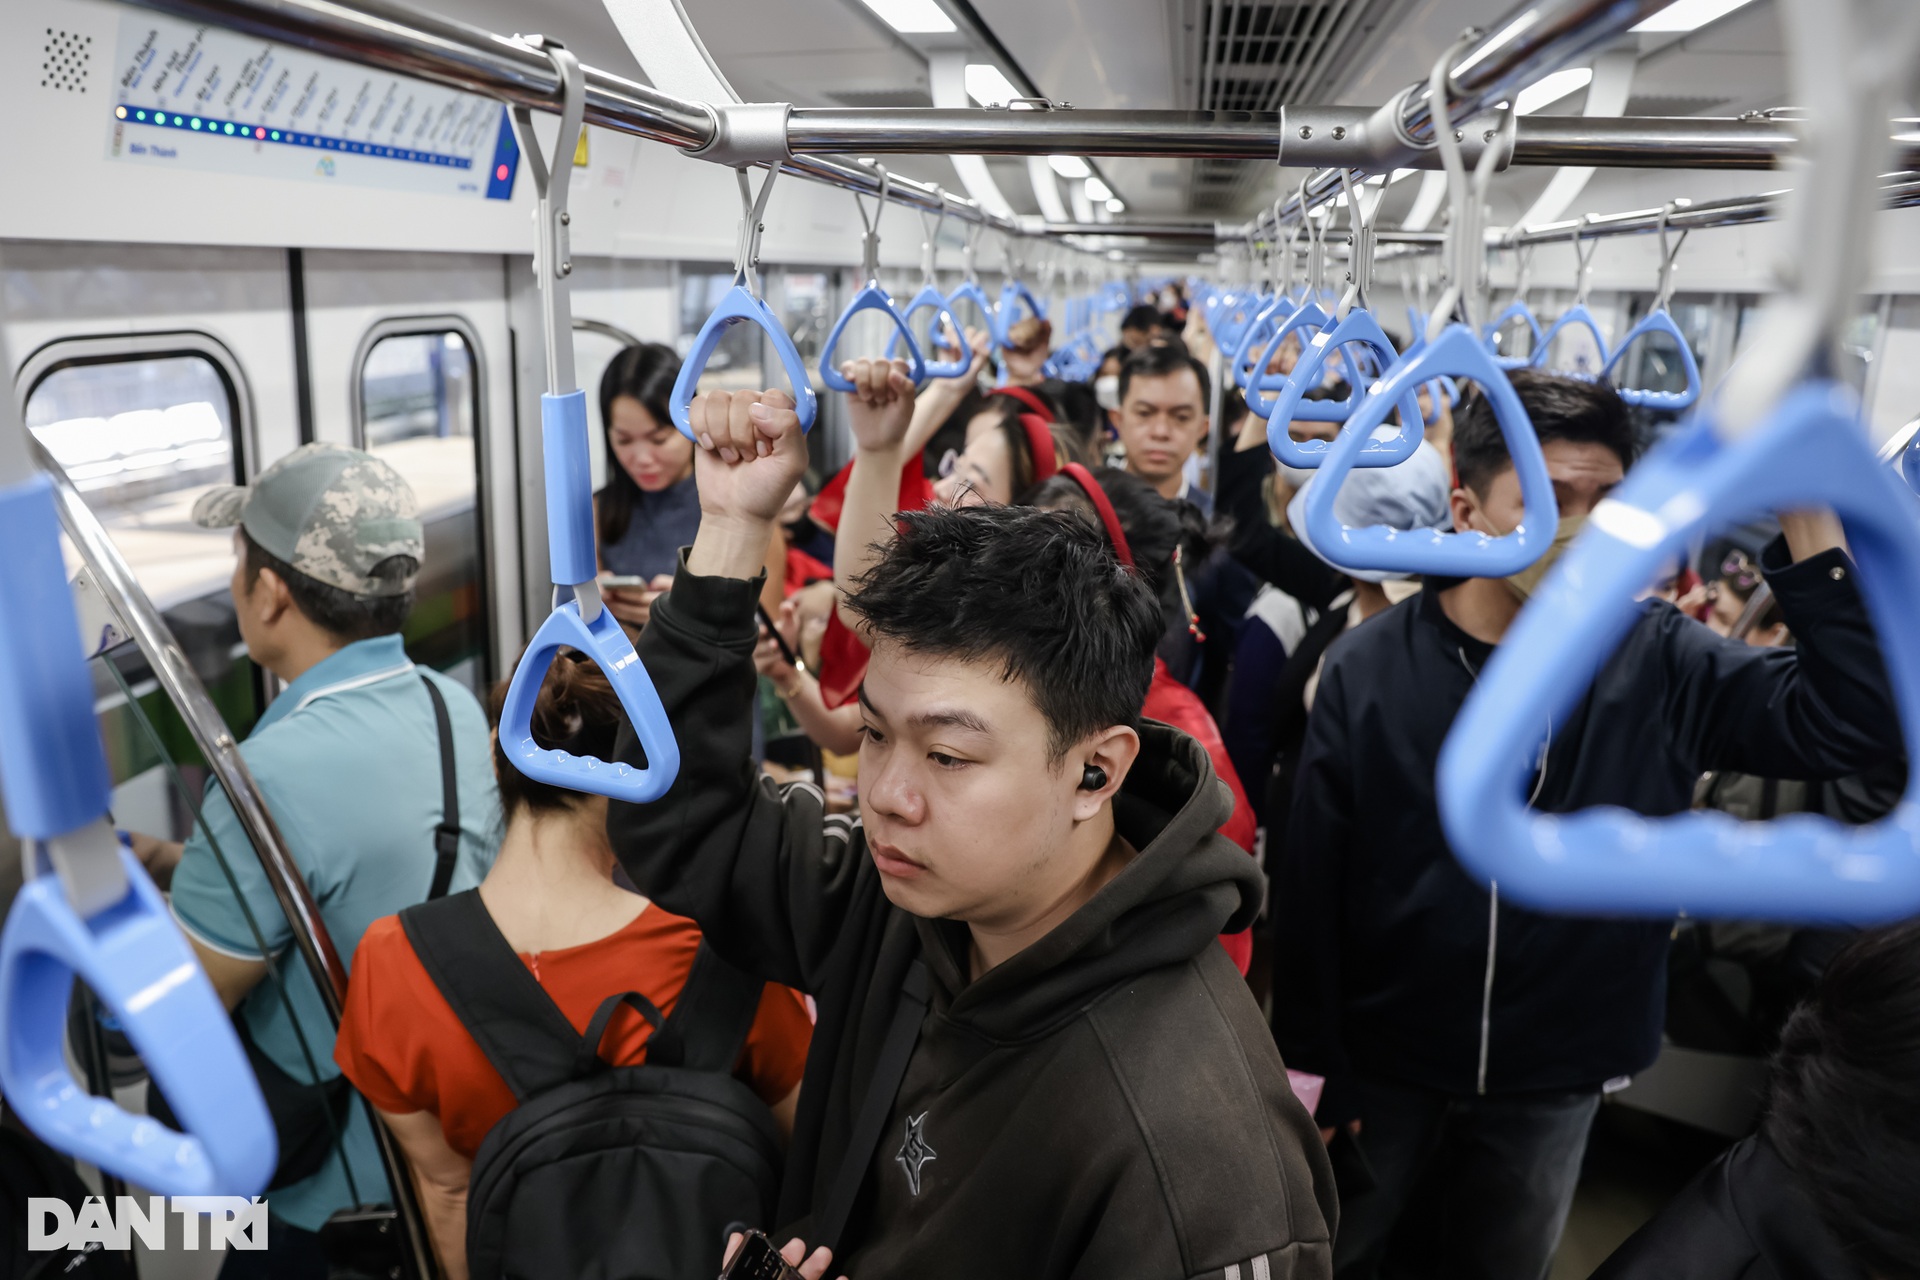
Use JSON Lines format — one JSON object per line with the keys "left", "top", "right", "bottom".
{"left": 108, "top": 11, "right": 520, "bottom": 200}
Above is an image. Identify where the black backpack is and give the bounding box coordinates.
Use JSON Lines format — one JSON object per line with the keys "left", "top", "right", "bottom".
{"left": 398, "top": 890, "right": 783, "bottom": 1280}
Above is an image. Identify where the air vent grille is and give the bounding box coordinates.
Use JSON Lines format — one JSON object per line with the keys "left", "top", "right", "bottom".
{"left": 42, "top": 28, "right": 91, "bottom": 94}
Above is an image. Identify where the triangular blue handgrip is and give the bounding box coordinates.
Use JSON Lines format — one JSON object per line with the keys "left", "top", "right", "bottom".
{"left": 1266, "top": 309, "right": 1423, "bottom": 469}
{"left": 1903, "top": 430, "right": 1920, "bottom": 496}
{"left": 820, "top": 284, "right": 926, "bottom": 392}
{"left": 499, "top": 599, "right": 681, "bottom": 803}
{"left": 887, "top": 285, "right": 970, "bottom": 380}
{"left": 1246, "top": 301, "right": 1331, "bottom": 416}
{"left": 670, "top": 284, "right": 818, "bottom": 439}
{"left": 1301, "top": 323, "right": 1560, "bottom": 576}
{"left": 1212, "top": 293, "right": 1263, "bottom": 356}
{"left": 1603, "top": 309, "right": 1702, "bottom": 411}
{"left": 0, "top": 847, "right": 277, "bottom": 1195}
{"left": 945, "top": 280, "right": 998, "bottom": 337}
{"left": 1437, "top": 381, "right": 1920, "bottom": 922}
{"left": 1231, "top": 296, "right": 1293, "bottom": 389}
{"left": 1531, "top": 303, "right": 1611, "bottom": 378}
{"left": 992, "top": 281, "right": 1046, "bottom": 350}
{"left": 1485, "top": 301, "right": 1545, "bottom": 371}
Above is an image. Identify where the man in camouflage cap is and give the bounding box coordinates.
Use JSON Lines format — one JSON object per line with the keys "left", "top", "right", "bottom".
{"left": 191, "top": 440, "right": 425, "bottom": 598}
{"left": 133, "top": 442, "right": 499, "bottom": 1267}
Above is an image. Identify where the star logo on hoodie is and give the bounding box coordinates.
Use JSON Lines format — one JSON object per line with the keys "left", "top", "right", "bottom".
{"left": 895, "top": 1112, "right": 936, "bottom": 1196}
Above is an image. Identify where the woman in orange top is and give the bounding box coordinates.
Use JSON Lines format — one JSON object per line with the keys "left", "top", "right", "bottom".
{"left": 335, "top": 653, "right": 812, "bottom": 1280}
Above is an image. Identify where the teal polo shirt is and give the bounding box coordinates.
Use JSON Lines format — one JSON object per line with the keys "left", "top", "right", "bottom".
{"left": 169, "top": 634, "right": 500, "bottom": 1230}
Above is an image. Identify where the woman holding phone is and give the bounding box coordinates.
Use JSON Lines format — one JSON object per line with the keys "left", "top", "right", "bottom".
{"left": 596, "top": 343, "right": 698, "bottom": 630}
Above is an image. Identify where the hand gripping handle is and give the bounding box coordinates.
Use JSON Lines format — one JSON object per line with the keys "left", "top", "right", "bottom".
{"left": 886, "top": 285, "right": 970, "bottom": 379}
{"left": 1603, "top": 309, "right": 1703, "bottom": 412}
{"left": 1246, "top": 300, "right": 1331, "bottom": 416}
{"left": 0, "top": 847, "right": 277, "bottom": 1195}
{"left": 1531, "top": 303, "right": 1611, "bottom": 379}
{"left": 1265, "top": 309, "right": 1424, "bottom": 469}
{"left": 670, "top": 285, "right": 820, "bottom": 439}
{"left": 1485, "top": 300, "right": 1545, "bottom": 371}
{"left": 820, "top": 285, "right": 927, "bottom": 392}
{"left": 1301, "top": 323, "right": 1560, "bottom": 576}
{"left": 992, "top": 281, "right": 1047, "bottom": 351}
{"left": 1437, "top": 381, "right": 1920, "bottom": 922}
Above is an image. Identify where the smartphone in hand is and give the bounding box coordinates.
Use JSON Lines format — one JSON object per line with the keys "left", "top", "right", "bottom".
{"left": 718, "top": 1231, "right": 804, "bottom": 1280}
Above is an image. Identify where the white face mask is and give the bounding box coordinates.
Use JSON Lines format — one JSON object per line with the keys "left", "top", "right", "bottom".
{"left": 1094, "top": 375, "right": 1121, "bottom": 411}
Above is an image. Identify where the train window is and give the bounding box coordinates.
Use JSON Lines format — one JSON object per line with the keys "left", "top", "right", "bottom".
{"left": 360, "top": 331, "right": 478, "bottom": 447}
{"left": 23, "top": 349, "right": 242, "bottom": 607}
{"left": 354, "top": 324, "right": 491, "bottom": 688}
{"left": 777, "top": 271, "right": 835, "bottom": 370}
{"left": 679, "top": 265, "right": 765, "bottom": 393}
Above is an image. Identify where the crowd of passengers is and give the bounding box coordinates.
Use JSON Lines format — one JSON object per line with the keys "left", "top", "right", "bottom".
{"left": 119, "top": 289, "right": 1919, "bottom": 1280}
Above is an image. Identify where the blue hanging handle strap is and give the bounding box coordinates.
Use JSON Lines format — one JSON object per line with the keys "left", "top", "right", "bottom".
{"left": 1246, "top": 299, "right": 1329, "bottom": 416}
{"left": 887, "top": 190, "right": 969, "bottom": 379}
{"left": 672, "top": 166, "right": 819, "bottom": 437}
{"left": 501, "top": 38, "right": 680, "bottom": 804}
{"left": 820, "top": 166, "right": 927, "bottom": 392}
{"left": 1484, "top": 241, "right": 1543, "bottom": 369}
{"left": 1438, "top": 0, "right": 1920, "bottom": 923}
{"left": 0, "top": 309, "right": 275, "bottom": 1195}
{"left": 1296, "top": 44, "right": 1552, "bottom": 577}
{"left": 1265, "top": 309, "right": 1424, "bottom": 468}
{"left": 1603, "top": 203, "right": 1703, "bottom": 410}
{"left": 944, "top": 219, "right": 999, "bottom": 338}
{"left": 1531, "top": 220, "right": 1610, "bottom": 375}
{"left": 1437, "top": 383, "right": 1920, "bottom": 920}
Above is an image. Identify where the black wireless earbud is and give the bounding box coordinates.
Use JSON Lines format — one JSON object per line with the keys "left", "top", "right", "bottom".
{"left": 1080, "top": 764, "right": 1108, "bottom": 791}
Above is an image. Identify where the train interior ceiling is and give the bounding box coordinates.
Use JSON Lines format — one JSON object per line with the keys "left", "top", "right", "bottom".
{"left": 2, "top": 0, "right": 1918, "bottom": 1274}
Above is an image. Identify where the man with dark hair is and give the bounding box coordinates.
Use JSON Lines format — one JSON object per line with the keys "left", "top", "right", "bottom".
{"left": 1271, "top": 369, "right": 1899, "bottom": 1280}
{"left": 1113, "top": 343, "right": 1215, "bottom": 514}
{"left": 610, "top": 386, "right": 1336, "bottom": 1280}
{"left": 1121, "top": 303, "right": 1171, "bottom": 350}
{"left": 130, "top": 443, "right": 499, "bottom": 1273}
{"left": 1593, "top": 918, "right": 1920, "bottom": 1279}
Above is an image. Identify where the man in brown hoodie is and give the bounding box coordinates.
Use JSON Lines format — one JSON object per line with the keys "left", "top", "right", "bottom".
{"left": 609, "top": 383, "right": 1334, "bottom": 1279}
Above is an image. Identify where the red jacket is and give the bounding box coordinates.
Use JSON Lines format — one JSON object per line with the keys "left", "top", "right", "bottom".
{"left": 1144, "top": 658, "right": 1259, "bottom": 974}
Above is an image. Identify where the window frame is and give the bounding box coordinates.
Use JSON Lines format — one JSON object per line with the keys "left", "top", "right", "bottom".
{"left": 14, "top": 330, "right": 254, "bottom": 484}
{"left": 348, "top": 313, "right": 495, "bottom": 685}
{"left": 347, "top": 313, "right": 488, "bottom": 452}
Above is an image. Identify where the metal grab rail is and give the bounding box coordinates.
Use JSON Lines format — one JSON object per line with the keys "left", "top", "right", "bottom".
{"left": 28, "top": 441, "right": 439, "bottom": 1278}
{"left": 120, "top": 0, "right": 1920, "bottom": 247}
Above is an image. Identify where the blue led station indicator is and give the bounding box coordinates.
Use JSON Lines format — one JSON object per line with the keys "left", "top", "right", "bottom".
{"left": 113, "top": 104, "right": 478, "bottom": 172}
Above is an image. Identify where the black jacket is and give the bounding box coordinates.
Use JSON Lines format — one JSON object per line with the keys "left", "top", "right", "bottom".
{"left": 609, "top": 559, "right": 1337, "bottom": 1279}
{"left": 1272, "top": 539, "right": 1899, "bottom": 1128}
{"left": 1590, "top": 1131, "right": 1864, "bottom": 1280}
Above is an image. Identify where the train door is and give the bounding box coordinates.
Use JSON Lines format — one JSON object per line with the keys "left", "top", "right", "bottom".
{"left": 299, "top": 250, "right": 519, "bottom": 690}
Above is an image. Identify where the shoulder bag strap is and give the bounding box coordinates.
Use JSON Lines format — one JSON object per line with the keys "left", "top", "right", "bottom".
{"left": 813, "top": 959, "right": 929, "bottom": 1255}
{"left": 647, "top": 941, "right": 767, "bottom": 1073}
{"left": 400, "top": 890, "right": 583, "bottom": 1101}
{"left": 419, "top": 674, "right": 462, "bottom": 901}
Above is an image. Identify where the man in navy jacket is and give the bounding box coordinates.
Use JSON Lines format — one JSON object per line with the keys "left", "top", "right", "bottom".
{"left": 1270, "top": 371, "right": 1901, "bottom": 1280}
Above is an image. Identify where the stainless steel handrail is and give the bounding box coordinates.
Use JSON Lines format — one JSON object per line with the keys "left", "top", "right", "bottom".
{"left": 116, "top": 0, "right": 1919, "bottom": 249}
{"left": 30, "top": 440, "right": 439, "bottom": 1280}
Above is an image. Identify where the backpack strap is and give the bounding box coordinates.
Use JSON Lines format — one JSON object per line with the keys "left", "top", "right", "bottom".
{"left": 814, "top": 959, "right": 929, "bottom": 1255}
{"left": 574, "top": 991, "right": 666, "bottom": 1079}
{"left": 419, "top": 675, "right": 462, "bottom": 901}
{"left": 646, "top": 942, "right": 766, "bottom": 1073}
{"left": 400, "top": 891, "right": 585, "bottom": 1101}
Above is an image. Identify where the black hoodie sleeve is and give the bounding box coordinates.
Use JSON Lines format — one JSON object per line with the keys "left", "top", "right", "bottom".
{"left": 1269, "top": 652, "right": 1359, "bottom": 1131}
{"left": 1660, "top": 540, "right": 1903, "bottom": 780}
{"left": 1218, "top": 439, "right": 1348, "bottom": 613}
{"left": 604, "top": 554, "right": 873, "bottom": 992}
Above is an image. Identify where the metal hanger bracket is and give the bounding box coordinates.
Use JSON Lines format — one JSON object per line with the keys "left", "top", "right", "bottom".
{"left": 692, "top": 101, "right": 794, "bottom": 168}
